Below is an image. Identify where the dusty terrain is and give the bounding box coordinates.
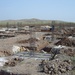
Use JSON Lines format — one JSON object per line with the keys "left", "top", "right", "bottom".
{"left": 0, "top": 27, "right": 75, "bottom": 75}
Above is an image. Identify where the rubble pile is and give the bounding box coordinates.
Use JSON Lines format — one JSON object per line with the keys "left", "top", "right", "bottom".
{"left": 55, "top": 37, "right": 75, "bottom": 47}
{"left": 5, "top": 57, "right": 24, "bottom": 67}
{"left": 63, "top": 48, "right": 75, "bottom": 57}
{"left": 57, "top": 28, "right": 75, "bottom": 36}
{"left": 39, "top": 59, "right": 72, "bottom": 75}
{"left": 17, "top": 40, "right": 28, "bottom": 43}
{"left": 68, "top": 28, "right": 75, "bottom": 35}
{"left": 0, "top": 51, "right": 11, "bottom": 57}
{"left": 18, "top": 38, "right": 39, "bottom": 43}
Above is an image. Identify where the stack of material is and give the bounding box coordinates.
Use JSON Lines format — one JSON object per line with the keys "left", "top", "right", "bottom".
{"left": 39, "top": 59, "right": 72, "bottom": 74}
{"left": 55, "top": 37, "right": 75, "bottom": 47}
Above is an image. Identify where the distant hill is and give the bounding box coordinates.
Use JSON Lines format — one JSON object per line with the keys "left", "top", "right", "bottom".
{"left": 0, "top": 18, "right": 66, "bottom": 24}
{"left": 0, "top": 18, "right": 75, "bottom": 27}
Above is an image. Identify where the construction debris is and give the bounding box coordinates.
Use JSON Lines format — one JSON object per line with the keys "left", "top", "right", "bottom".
{"left": 12, "top": 45, "right": 20, "bottom": 54}
{"left": 0, "top": 51, "right": 11, "bottom": 57}
{"left": 55, "top": 37, "right": 75, "bottom": 47}
{"left": 5, "top": 57, "right": 24, "bottom": 67}
{"left": 12, "top": 45, "right": 29, "bottom": 54}
{"left": 62, "top": 48, "right": 75, "bottom": 57}
{"left": 18, "top": 38, "right": 39, "bottom": 43}
{"left": 0, "top": 57, "right": 8, "bottom": 67}
{"left": 0, "top": 25, "right": 75, "bottom": 75}
{"left": 39, "top": 59, "right": 72, "bottom": 74}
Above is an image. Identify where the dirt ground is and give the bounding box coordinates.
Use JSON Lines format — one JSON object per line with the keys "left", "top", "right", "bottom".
{"left": 0, "top": 32, "right": 46, "bottom": 50}
{"left": 2, "top": 58, "right": 47, "bottom": 75}
{"left": 1, "top": 54, "right": 74, "bottom": 75}
{"left": 0, "top": 32, "right": 75, "bottom": 75}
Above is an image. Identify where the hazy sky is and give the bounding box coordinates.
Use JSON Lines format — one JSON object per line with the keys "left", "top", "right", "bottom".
{"left": 0, "top": 0, "right": 75, "bottom": 22}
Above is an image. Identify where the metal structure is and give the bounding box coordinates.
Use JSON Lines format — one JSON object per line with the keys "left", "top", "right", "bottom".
{"left": 51, "top": 21, "right": 55, "bottom": 41}
{"left": 29, "top": 26, "right": 36, "bottom": 56}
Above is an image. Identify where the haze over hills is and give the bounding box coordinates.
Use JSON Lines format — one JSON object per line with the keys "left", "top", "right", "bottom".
{"left": 0, "top": 18, "right": 75, "bottom": 27}
{"left": 0, "top": 18, "right": 67, "bottom": 24}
